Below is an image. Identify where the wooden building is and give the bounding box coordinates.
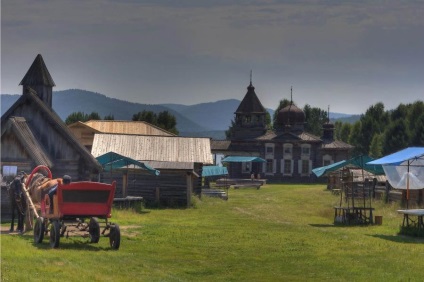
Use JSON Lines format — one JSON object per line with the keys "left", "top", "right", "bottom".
{"left": 211, "top": 80, "right": 354, "bottom": 182}
{"left": 68, "top": 120, "right": 175, "bottom": 151}
{"left": 91, "top": 133, "right": 213, "bottom": 207}
{"left": 1, "top": 54, "right": 102, "bottom": 218}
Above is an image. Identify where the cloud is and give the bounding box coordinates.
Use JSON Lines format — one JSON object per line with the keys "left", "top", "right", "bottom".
{"left": 2, "top": 0, "right": 423, "bottom": 114}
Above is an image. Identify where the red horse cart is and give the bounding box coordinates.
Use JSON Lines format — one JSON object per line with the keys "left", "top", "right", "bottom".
{"left": 24, "top": 166, "right": 120, "bottom": 249}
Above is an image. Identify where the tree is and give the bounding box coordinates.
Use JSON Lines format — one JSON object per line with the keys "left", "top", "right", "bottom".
{"left": 339, "top": 123, "right": 352, "bottom": 143}
{"left": 369, "top": 133, "right": 384, "bottom": 158}
{"left": 65, "top": 111, "right": 87, "bottom": 125}
{"left": 383, "top": 119, "right": 410, "bottom": 154}
{"left": 348, "top": 121, "right": 362, "bottom": 156}
{"left": 357, "top": 102, "right": 388, "bottom": 155}
{"left": 132, "top": 110, "right": 179, "bottom": 135}
{"left": 104, "top": 114, "right": 115, "bottom": 120}
{"left": 410, "top": 113, "right": 424, "bottom": 146}
{"left": 65, "top": 111, "right": 101, "bottom": 125}
{"left": 157, "top": 111, "right": 178, "bottom": 135}
{"left": 303, "top": 104, "right": 328, "bottom": 137}
{"left": 87, "top": 112, "right": 101, "bottom": 121}
{"left": 225, "top": 119, "right": 237, "bottom": 139}
{"left": 132, "top": 110, "right": 157, "bottom": 125}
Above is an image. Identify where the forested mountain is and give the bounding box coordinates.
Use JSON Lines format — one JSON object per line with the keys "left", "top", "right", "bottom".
{"left": 3, "top": 89, "right": 421, "bottom": 154}
{"left": 1, "top": 90, "right": 208, "bottom": 133}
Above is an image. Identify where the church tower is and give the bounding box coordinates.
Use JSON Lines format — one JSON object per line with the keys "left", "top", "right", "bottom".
{"left": 231, "top": 73, "right": 267, "bottom": 139}
{"left": 19, "top": 54, "right": 56, "bottom": 108}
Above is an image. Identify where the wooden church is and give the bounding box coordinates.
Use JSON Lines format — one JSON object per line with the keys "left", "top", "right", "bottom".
{"left": 1, "top": 54, "right": 102, "bottom": 180}
{"left": 211, "top": 79, "right": 354, "bottom": 182}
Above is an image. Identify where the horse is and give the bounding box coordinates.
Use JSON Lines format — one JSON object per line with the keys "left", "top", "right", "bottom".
{"left": 8, "top": 166, "right": 64, "bottom": 232}
{"left": 7, "top": 174, "right": 27, "bottom": 233}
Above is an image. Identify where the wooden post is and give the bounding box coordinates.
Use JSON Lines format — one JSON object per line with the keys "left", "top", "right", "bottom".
{"left": 155, "top": 187, "right": 160, "bottom": 206}
{"left": 186, "top": 172, "right": 193, "bottom": 208}
{"left": 22, "top": 183, "right": 39, "bottom": 231}
{"left": 122, "top": 172, "right": 128, "bottom": 198}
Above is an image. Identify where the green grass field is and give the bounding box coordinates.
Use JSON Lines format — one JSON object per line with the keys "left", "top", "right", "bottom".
{"left": 2, "top": 184, "right": 424, "bottom": 281}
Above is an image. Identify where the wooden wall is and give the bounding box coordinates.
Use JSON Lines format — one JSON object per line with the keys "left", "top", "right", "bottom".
{"left": 100, "top": 163, "right": 203, "bottom": 207}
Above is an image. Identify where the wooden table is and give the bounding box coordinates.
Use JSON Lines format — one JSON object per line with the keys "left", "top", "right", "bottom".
{"left": 334, "top": 206, "right": 375, "bottom": 225}
{"left": 397, "top": 209, "right": 424, "bottom": 231}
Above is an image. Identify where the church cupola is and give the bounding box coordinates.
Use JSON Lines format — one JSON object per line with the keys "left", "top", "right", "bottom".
{"left": 20, "top": 54, "right": 56, "bottom": 108}
{"left": 231, "top": 72, "right": 267, "bottom": 139}
{"left": 275, "top": 87, "right": 305, "bottom": 132}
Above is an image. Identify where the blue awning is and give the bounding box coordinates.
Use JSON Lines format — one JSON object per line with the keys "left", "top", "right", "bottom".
{"left": 202, "top": 166, "right": 228, "bottom": 177}
{"left": 367, "top": 147, "right": 424, "bottom": 165}
{"left": 367, "top": 147, "right": 424, "bottom": 190}
{"left": 312, "top": 155, "right": 384, "bottom": 177}
{"left": 312, "top": 160, "right": 347, "bottom": 177}
{"left": 96, "top": 152, "right": 160, "bottom": 176}
{"left": 222, "top": 156, "right": 266, "bottom": 163}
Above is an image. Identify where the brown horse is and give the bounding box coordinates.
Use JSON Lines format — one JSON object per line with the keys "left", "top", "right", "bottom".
{"left": 9, "top": 166, "right": 64, "bottom": 231}
{"left": 24, "top": 172, "right": 63, "bottom": 207}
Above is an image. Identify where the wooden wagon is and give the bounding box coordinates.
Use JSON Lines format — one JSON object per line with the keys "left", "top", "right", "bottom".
{"left": 33, "top": 180, "right": 120, "bottom": 249}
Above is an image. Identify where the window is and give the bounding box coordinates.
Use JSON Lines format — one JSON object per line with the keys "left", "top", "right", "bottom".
{"left": 301, "top": 160, "right": 309, "bottom": 174}
{"left": 283, "top": 144, "right": 293, "bottom": 157}
{"left": 245, "top": 115, "right": 251, "bottom": 123}
{"left": 266, "top": 159, "right": 273, "bottom": 173}
{"left": 298, "top": 159, "right": 311, "bottom": 176}
{"left": 242, "top": 162, "right": 251, "bottom": 174}
{"left": 283, "top": 159, "right": 292, "bottom": 174}
{"left": 301, "top": 144, "right": 311, "bottom": 156}
{"left": 266, "top": 146, "right": 273, "bottom": 153}
{"left": 323, "top": 154, "right": 333, "bottom": 166}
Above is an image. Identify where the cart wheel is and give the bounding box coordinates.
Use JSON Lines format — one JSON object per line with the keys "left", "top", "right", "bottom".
{"left": 109, "top": 224, "right": 121, "bottom": 250}
{"left": 34, "top": 217, "right": 45, "bottom": 244}
{"left": 49, "top": 220, "right": 61, "bottom": 248}
{"left": 89, "top": 217, "right": 100, "bottom": 243}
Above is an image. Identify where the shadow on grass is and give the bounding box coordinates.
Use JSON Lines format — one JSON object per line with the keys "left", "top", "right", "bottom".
{"left": 368, "top": 233, "right": 424, "bottom": 244}
{"left": 309, "top": 223, "right": 371, "bottom": 228}
{"left": 11, "top": 233, "right": 118, "bottom": 251}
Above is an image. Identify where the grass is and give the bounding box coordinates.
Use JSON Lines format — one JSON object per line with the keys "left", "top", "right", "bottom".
{"left": 2, "top": 184, "right": 424, "bottom": 281}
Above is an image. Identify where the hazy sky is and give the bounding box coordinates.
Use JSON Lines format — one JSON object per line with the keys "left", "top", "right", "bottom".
{"left": 2, "top": 1, "right": 423, "bottom": 114}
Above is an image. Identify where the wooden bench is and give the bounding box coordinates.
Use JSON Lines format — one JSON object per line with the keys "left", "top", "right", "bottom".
{"left": 233, "top": 184, "right": 261, "bottom": 190}
{"left": 331, "top": 189, "right": 341, "bottom": 195}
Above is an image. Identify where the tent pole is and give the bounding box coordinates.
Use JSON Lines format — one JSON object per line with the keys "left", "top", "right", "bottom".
{"left": 406, "top": 161, "right": 410, "bottom": 209}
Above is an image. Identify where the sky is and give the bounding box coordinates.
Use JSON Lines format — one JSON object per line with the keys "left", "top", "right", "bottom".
{"left": 1, "top": 0, "right": 423, "bottom": 115}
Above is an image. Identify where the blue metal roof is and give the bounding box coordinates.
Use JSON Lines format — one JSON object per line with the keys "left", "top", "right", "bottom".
{"left": 202, "top": 166, "right": 228, "bottom": 177}
{"left": 221, "top": 156, "right": 266, "bottom": 163}
{"left": 96, "top": 151, "right": 160, "bottom": 176}
{"left": 367, "top": 147, "right": 424, "bottom": 165}
{"left": 312, "top": 155, "right": 384, "bottom": 177}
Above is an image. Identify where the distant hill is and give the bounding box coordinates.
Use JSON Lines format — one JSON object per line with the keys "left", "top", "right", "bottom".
{"left": 164, "top": 99, "right": 275, "bottom": 131}
{"left": 331, "top": 115, "right": 361, "bottom": 124}
{"left": 1, "top": 89, "right": 357, "bottom": 137}
{"left": 1, "top": 90, "right": 209, "bottom": 133}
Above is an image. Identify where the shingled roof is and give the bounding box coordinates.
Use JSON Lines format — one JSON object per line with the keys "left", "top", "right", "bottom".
{"left": 19, "top": 54, "right": 55, "bottom": 87}
{"left": 235, "top": 82, "right": 267, "bottom": 114}
{"left": 2, "top": 117, "right": 53, "bottom": 167}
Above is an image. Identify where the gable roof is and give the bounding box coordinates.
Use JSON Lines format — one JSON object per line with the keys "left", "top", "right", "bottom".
{"left": 2, "top": 117, "right": 53, "bottom": 167}
{"left": 91, "top": 133, "right": 213, "bottom": 164}
{"left": 19, "top": 54, "right": 55, "bottom": 87}
{"left": 1, "top": 87, "right": 101, "bottom": 170}
{"left": 255, "top": 130, "right": 322, "bottom": 142}
{"left": 235, "top": 82, "right": 267, "bottom": 114}
{"left": 83, "top": 120, "right": 175, "bottom": 136}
